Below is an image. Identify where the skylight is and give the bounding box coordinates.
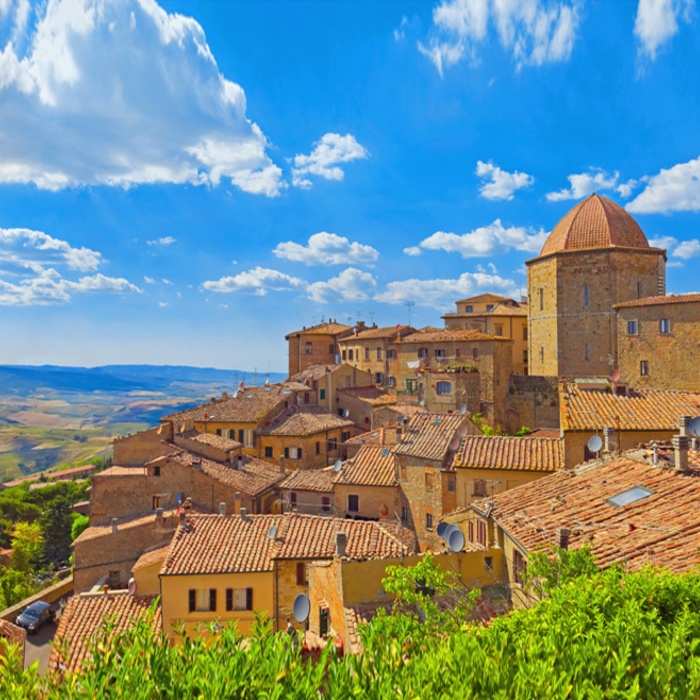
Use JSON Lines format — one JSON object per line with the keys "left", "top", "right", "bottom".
{"left": 605, "top": 486, "right": 654, "bottom": 508}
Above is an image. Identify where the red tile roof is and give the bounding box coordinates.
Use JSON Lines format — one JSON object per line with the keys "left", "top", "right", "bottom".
{"left": 258, "top": 406, "right": 354, "bottom": 437}
{"left": 74, "top": 509, "right": 178, "bottom": 544}
{"left": 344, "top": 427, "right": 397, "bottom": 447}
{"left": 334, "top": 446, "right": 397, "bottom": 487}
{"left": 338, "top": 386, "right": 396, "bottom": 406}
{"left": 398, "top": 328, "right": 508, "bottom": 343}
{"left": 181, "top": 430, "right": 243, "bottom": 451}
{"left": 614, "top": 293, "right": 700, "bottom": 309}
{"left": 132, "top": 544, "right": 170, "bottom": 571}
{"left": 455, "top": 293, "right": 514, "bottom": 304}
{"left": 49, "top": 593, "right": 161, "bottom": 674}
{"left": 161, "top": 513, "right": 416, "bottom": 575}
{"left": 560, "top": 382, "right": 700, "bottom": 431}
{"left": 279, "top": 468, "right": 335, "bottom": 493}
{"left": 286, "top": 321, "right": 353, "bottom": 338}
{"left": 539, "top": 194, "right": 654, "bottom": 257}
{"left": 393, "top": 413, "right": 464, "bottom": 462}
{"left": 454, "top": 435, "right": 562, "bottom": 472}
{"left": 474, "top": 453, "right": 700, "bottom": 573}
{"left": 339, "top": 325, "right": 416, "bottom": 341}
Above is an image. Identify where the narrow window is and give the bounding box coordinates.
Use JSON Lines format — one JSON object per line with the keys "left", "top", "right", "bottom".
{"left": 513, "top": 550, "right": 526, "bottom": 585}
{"left": 321, "top": 496, "right": 331, "bottom": 512}
{"left": 238, "top": 429, "right": 244, "bottom": 443}
{"left": 296, "top": 562, "right": 307, "bottom": 586}
{"left": 584, "top": 343, "right": 590, "bottom": 361}
{"left": 426, "top": 513, "right": 433, "bottom": 530}
{"left": 472, "top": 348, "right": 479, "bottom": 361}
{"left": 348, "top": 495, "right": 359, "bottom": 512}
{"left": 401, "top": 506, "right": 408, "bottom": 522}
{"left": 290, "top": 492, "right": 297, "bottom": 508}
{"left": 637, "top": 282, "right": 642, "bottom": 300}
{"left": 375, "top": 372, "right": 384, "bottom": 385}
{"left": 342, "top": 350, "right": 347, "bottom": 360}
{"left": 425, "top": 471, "right": 435, "bottom": 490}
{"left": 228, "top": 429, "right": 235, "bottom": 439}
{"left": 388, "top": 376, "right": 396, "bottom": 388}
{"left": 627, "top": 320, "right": 638, "bottom": 335}
{"left": 376, "top": 347, "right": 383, "bottom": 361}
{"left": 523, "top": 350, "right": 528, "bottom": 364}
{"left": 495, "top": 325, "right": 503, "bottom": 337}
{"left": 659, "top": 318, "right": 671, "bottom": 334}
{"left": 209, "top": 588, "right": 217, "bottom": 612}
{"left": 153, "top": 465, "right": 160, "bottom": 477}
{"left": 315, "top": 441, "right": 320, "bottom": 455}
{"left": 305, "top": 342, "right": 313, "bottom": 355}
{"left": 640, "top": 360, "right": 649, "bottom": 376}
{"left": 447, "top": 475, "right": 456, "bottom": 493}
{"left": 583, "top": 283, "right": 589, "bottom": 308}
{"left": 329, "top": 344, "right": 335, "bottom": 354}
{"left": 216, "top": 428, "right": 222, "bottom": 437}
{"left": 522, "top": 326, "right": 528, "bottom": 341}
{"left": 152, "top": 495, "right": 160, "bottom": 510}
{"left": 319, "top": 388, "right": 326, "bottom": 400}
{"left": 264, "top": 446, "right": 273, "bottom": 458}
{"left": 348, "top": 349, "right": 353, "bottom": 361}
{"left": 465, "top": 305, "right": 473, "bottom": 313}
{"left": 539, "top": 346, "right": 544, "bottom": 363}
{"left": 284, "top": 447, "right": 289, "bottom": 459}
{"left": 539, "top": 288, "right": 544, "bottom": 311}
{"left": 188, "top": 589, "right": 196, "bottom": 613}
{"left": 364, "top": 347, "right": 370, "bottom": 361}
{"left": 226, "top": 588, "right": 233, "bottom": 611}
{"left": 468, "top": 521, "right": 474, "bottom": 542}
{"left": 477, "top": 520, "right": 487, "bottom": 546}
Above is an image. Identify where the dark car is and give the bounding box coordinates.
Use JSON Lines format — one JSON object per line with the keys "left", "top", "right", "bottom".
{"left": 16, "top": 601, "right": 54, "bottom": 634}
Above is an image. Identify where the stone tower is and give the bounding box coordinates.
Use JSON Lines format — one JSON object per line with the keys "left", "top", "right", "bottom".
{"left": 527, "top": 194, "right": 666, "bottom": 378}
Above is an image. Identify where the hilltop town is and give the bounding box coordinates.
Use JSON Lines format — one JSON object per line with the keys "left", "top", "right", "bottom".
{"left": 2, "top": 193, "right": 700, "bottom": 676}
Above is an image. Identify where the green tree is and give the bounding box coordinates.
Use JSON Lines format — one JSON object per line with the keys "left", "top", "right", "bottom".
{"left": 41, "top": 497, "right": 74, "bottom": 565}
{"left": 71, "top": 514, "right": 89, "bottom": 542}
{"left": 10, "top": 522, "right": 43, "bottom": 572}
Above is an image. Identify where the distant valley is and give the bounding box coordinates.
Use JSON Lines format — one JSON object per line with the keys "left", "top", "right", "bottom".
{"left": 0, "top": 364, "right": 287, "bottom": 481}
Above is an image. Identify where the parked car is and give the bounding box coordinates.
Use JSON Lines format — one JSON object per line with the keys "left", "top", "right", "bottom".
{"left": 15, "top": 601, "right": 55, "bottom": 634}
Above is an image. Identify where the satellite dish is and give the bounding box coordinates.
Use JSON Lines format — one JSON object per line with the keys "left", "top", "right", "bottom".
{"left": 443, "top": 523, "right": 459, "bottom": 542}
{"left": 128, "top": 578, "right": 136, "bottom": 596}
{"left": 610, "top": 369, "right": 622, "bottom": 383}
{"left": 293, "top": 593, "right": 310, "bottom": 623}
{"left": 459, "top": 404, "right": 467, "bottom": 416}
{"left": 265, "top": 378, "right": 270, "bottom": 386}
{"left": 689, "top": 416, "right": 700, "bottom": 438}
{"left": 233, "top": 390, "right": 239, "bottom": 399}
{"left": 333, "top": 459, "right": 343, "bottom": 472}
{"left": 448, "top": 436, "right": 460, "bottom": 451}
{"left": 157, "top": 425, "right": 163, "bottom": 435}
{"left": 458, "top": 424, "right": 468, "bottom": 438}
{"left": 448, "top": 528, "right": 465, "bottom": 553}
{"left": 436, "top": 522, "right": 448, "bottom": 538}
{"left": 587, "top": 435, "right": 603, "bottom": 453}
{"left": 419, "top": 399, "right": 425, "bottom": 407}
{"left": 179, "top": 423, "right": 186, "bottom": 434}
{"left": 268, "top": 525, "right": 277, "bottom": 540}
{"left": 343, "top": 409, "right": 350, "bottom": 418}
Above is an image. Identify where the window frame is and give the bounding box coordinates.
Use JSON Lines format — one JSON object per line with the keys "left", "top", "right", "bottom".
{"left": 659, "top": 318, "right": 671, "bottom": 334}
{"left": 436, "top": 381, "right": 452, "bottom": 395}
{"left": 627, "top": 319, "right": 638, "bottom": 336}
{"left": 640, "top": 360, "right": 649, "bottom": 376}
{"left": 348, "top": 494, "right": 359, "bottom": 513}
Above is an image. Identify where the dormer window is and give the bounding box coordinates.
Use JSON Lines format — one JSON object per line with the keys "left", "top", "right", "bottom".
{"left": 486, "top": 305, "right": 494, "bottom": 312}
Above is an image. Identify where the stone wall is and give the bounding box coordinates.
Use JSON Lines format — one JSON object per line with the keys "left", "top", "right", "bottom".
{"left": 288, "top": 332, "right": 339, "bottom": 377}
{"left": 113, "top": 424, "right": 173, "bottom": 466}
{"left": 506, "top": 375, "right": 560, "bottom": 432}
{"left": 257, "top": 429, "right": 346, "bottom": 471}
{"left": 333, "top": 484, "right": 401, "bottom": 521}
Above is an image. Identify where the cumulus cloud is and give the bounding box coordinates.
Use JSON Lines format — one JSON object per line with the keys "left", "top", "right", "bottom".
{"left": 291, "top": 133, "right": 368, "bottom": 189}
{"left": 546, "top": 168, "right": 637, "bottom": 201}
{"left": 202, "top": 266, "right": 305, "bottom": 296}
{"left": 648, "top": 235, "right": 700, "bottom": 259}
{"left": 147, "top": 236, "right": 176, "bottom": 246}
{"left": 674, "top": 239, "right": 700, "bottom": 258}
{"left": 476, "top": 160, "right": 534, "bottom": 200}
{"left": 410, "top": 220, "right": 548, "bottom": 258}
{"left": 0, "top": 226, "right": 141, "bottom": 305}
{"left": 634, "top": 0, "right": 694, "bottom": 60}
{"left": 0, "top": 0, "right": 283, "bottom": 194}
{"left": 273, "top": 232, "right": 379, "bottom": 266}
{"left": 404, "top": 246, "right": 422, "bottom": 256}
{"left": 419, "top": 0, "right": 581, "bottom": 76}
{"left": 375, "top": 271, "right": 517, "bottom": 310}
{"left": 626, "top": 156, "right": 700, "bottom": 213}
{"left": 307, "top": 268, "right": 377, "bottom": 303}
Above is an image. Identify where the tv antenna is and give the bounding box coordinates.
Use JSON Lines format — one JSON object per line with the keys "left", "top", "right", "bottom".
{"left": 404, "top": 300, "right": 415, "bottom": 326}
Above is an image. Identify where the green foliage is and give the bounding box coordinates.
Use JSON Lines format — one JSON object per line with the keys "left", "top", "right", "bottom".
{"left": 41, "top": 497, "right": 74, "bottom": 565}
{"left": 514, "top": 425, "right": 531, "bottom": 437}
{"left": 10, "top": 522, "right": 44, "bottom": 572}
{"left": 71, "top": 514, "right": 89, "bottom": 542}
{"left": 0, "top": 568, "right": 36, "bottom": 610}
{"left": 5, "top": 566, "right": 700, "bottom": 697}
{"left": 524, "top": 545, "right": 601, "bottom": 597}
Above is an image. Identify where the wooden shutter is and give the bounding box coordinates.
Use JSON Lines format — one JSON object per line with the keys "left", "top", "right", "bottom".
{"left": 209, "top": 588, "right": 217, "bottom": 612}
{"left": 298, "top": 448, "right": 303, "bottom": 459}
{"left": 246, "top": 588, "right": 253, "bottom": 611}
{"left": 188, "top": 589, "right": 196, "bottom": 613}
{"left": 226, "top": 588, "right": 233, "bottom": 611}
{"left": 284, "top": 447, "right": 289, "bottom": 458}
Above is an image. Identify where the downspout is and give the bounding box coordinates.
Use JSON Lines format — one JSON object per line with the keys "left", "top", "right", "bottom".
{"left": 274, "top": 560, "right": 279, "bottom": 632}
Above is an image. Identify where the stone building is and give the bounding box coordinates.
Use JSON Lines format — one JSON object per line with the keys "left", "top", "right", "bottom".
{"left": 527, "top": 194, "right": 667, "bottom": 378}
{"left": 288, "top": 363, "right": 374, "bottom": 412}
{"left": 285, "top": 320, "right": 353, "bottom": 377}
{"left": 442, "top": 293, "right": 529, "bottom": 375}
{"left": 614, "top": 293, "right": 700, "bottom": 392}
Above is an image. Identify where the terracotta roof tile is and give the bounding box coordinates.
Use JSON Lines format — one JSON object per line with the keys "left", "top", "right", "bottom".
{"left": 454, "top": 436, "right": 562, "bottom": 472}
{"left": 474, "top": 453, "right": 700, "bottom": 573}
{"left": 163, "top": 385, "right": 291, "bottom": 424}
{"left": 0, "top": 620, "right": 25, "bottom": 649}
{"left": 161, "top": 513, "right": 416, "bottom": 575}
{"left": 540, "top": 194, "right": 653, "bottom": 257}
{"left": 526, "top": 428, "right": 561, "bottom": 439}
{"left": 258, "top": 406, "right": 354, "bottom": 437}
{"left": 393, "top": 413, "right": 464, "bottom": 462}
{"left": 289, "top": 364, "right": 338, "bottom": 383}
{"left": 398, "top": 328, "right": 509, "bottom": 343}
{"left": 455, "top": 293, "right": 514, "bottom": 304}
{"left": 74, "top": 509, "right": 178, "bottom": 544}
{"left": 286, "top": 321, "right": 353, "bottom": 338}
{"left": 344, "top": 427, "right": 397, "bottom": 447}
{"left": 338, "top": 386, "right": 396, "bottom": 406}
{"left": 182, "top": 430, "right": 243, "bottom": 451}
{"left": 132, "top": 544, "right": 171, "bottom": 571}
{"left": 614, "top": 293, "right": 700, "bottom": 309}
{"left": 560, "top": 382, "right": 700, "bottom": 431}
{"left": 49, "top": 593, "right": 160, "bottom": 674}
{"left": 334, "top": 446, "right": 397, "bottom": 487}
{"left": 279, "top": 468, "right": 335, "bottom": 493}
{"left": 339, "top": 325, "right": 416, "bottom": 341}
{"left": 94, "top": 466, "right": 147, "bottom": 477}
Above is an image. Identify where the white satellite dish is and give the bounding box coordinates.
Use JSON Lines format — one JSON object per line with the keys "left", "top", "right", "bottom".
{"left": 233, "top": 390, "right": 239, "bottom": 399}
{"left": 419, "top": 399, "right": 425, "bottom": 407}
{"left": 436, "top": 522, "right": 448, "bottom": 538}
{"left": 293, "top": 593, "right": 310, "bottom": 623}
{"left": 268, "top": 525, "right": 277, "bottom": 540}
{"left": 447, "top": 528, "right": 465, "bottom": 553}
{"left": 128, "top": 578, "right": 136, "bottom": 596}
{"left": 265, "top": 378, "right": 270, "bottom": 386}
{"left": 333, "top": 459, "right": 343, "bottom": 472}
{"left": 587, "top": 435, "right": 603, "bottom": 453}
{"left": 448, "top": 436, "right": 460, "bottom": 452}
{"left": 443, "top": 523, "right": 459, "bottom": 542}
{"left": 689, "top": 416, "right": 700, "bottom": 438}
{"left": 459, "top": 404, "right": 467, "bottom": 416}
{"left": 343, "top": 409, "right": 350, "bottom": 418}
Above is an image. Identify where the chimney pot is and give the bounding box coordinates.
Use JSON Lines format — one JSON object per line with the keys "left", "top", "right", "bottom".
{"left": 603, "top": 426, "right": 617, "bottom": 454}
{"left": 279, "top": 456, "right": 286, "bottom": 474}
{"left": 111, "top": 517, "right": 118, "bottom": 534}
{"left": 679, "top": 415, "right": 691, "bottom": 437}
{"left": 335, "top": 531, "right": 347, "bottom": 558}
{"left": 556, "top": 526, "right": 571, "bottom": 550}
{"left": 673, "top": 435, "right": 690, "bottom": 473}
{"left": 237, "top": 454, "right": 243, "bottom": 470}
{"left": 155, "top": 508, "right": 163, "bottom": 526}
{"left": 240, "top": 507, "right": 248, "bottom": 520}
{"left": 219, "top": 502, "right": 226, "bottom": 516}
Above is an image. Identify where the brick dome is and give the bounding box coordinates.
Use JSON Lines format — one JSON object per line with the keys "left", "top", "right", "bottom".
{"left": 540, "top": 193, "right": 650, "bottom": 257}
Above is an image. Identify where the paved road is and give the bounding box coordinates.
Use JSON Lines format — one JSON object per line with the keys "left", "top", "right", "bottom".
{"left": 24, "top": 619, "right": 58, "bottom": 674}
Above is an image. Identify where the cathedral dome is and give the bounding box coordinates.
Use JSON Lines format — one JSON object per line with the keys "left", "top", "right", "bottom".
{"left": 540, "top": 193, "right": 650, "bottom": 257}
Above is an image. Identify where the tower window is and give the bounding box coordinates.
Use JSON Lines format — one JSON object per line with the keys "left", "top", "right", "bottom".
{"left": 465, "top": 305, "right": 473, "bottom": 313}
{"left": 584, "top": 343, "right": 590, "bottom": 361}
{"left": 583, "top": 283, "right": 589, "bottom": 308}
{"left": 539, "top": 288, "right": 544, "bottom": 311}
{"left": 627, "top": 320, "right": 638, "bottom": 335}
{"left": 640, "top": 360, "right": 649, "bottom": 376}
{"left": 539, "top": 346, "right": 545, "bottom": 363}
{"left": 659, "top": 318, "right": 671, "bottom": 334}
{"left": 637, "top": 282, "right": 642, "bottom": 300}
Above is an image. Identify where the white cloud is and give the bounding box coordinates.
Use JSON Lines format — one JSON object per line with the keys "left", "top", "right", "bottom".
{"left": 144, "top": 276, "right": 156, "bottom": 284}
{"left": 159, "top": 301, "right": 169, "bottom": 307}
{"left": 0, "top": 226, "right": 141, "bottom": 305}
{"left": 648, "top": 235, "right": 678, "bottom": 250}
{"left": 412, "top": 219, "right": 548, "bottom": 258}
{"left": 404, "top": 246, "right": 422, "bottom": 256}
{"left": 673, "top": 239, "right": 700, "bottom": 259}
{"left": 202, "top": 266, "right": 305, "bottom": 296}
{"left": 394, "top": 16, "right": 408, "bottom": 41}
{"left": 476, "top": 160, "right": 534, "bottom": 200}
{"left": 634, "top": 0, "right": 694, "bottom": 60}
{"left": 375, "top": 271, "right": 517, "bottom": 310}
{"left": 147, "top": 236, "right": 176, "bottom": 246}
{"left": 546, "top": 168, "right": 637, "bottom": 201}
{"left": 626, "top": 156, "right": 700, "bottom": 213}
{"left": 291, "top": 133, "right": 368, "bottom": 189}
{"left": 0, "top": 0, "right": 283, "bottom": 195}
{"left": 647, "top": 235, "right": 700, "bottom": 259}
{"left": 273, "top": 232, "right": 379, "bottom": 266}
{"left": 419, "top": 0, "right": 581, "bottom": 76}
{"left": 307, "top": 268, "right": 377, "bottom": 304}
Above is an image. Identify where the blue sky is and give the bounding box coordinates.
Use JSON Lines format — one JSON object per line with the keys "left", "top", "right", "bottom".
{"left": 0, "top": 0, "right": 699, "bottom": 371}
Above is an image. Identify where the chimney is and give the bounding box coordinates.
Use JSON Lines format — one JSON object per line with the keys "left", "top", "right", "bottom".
{"left": 335, "top": 531, "right": 347, "bottom": 558}
{"left": 240, "top": 507, "right": 248, "bottom": 521}
{"left": 155, "top": 508, "right": 164, "bottom": 527}
{"left": 556, "top": 527, "right": 571, "bottom": 550}
{"left": 219, "top": 502, "right": 226, "bottom": 516}
{"left": 111, "top": 517, "right": 118, "bottom": 534}
{"left": 237, "top": 454, "right": 243, "bottom": 470}
{"left": 674, "top": 435, "right": 690, "bottom": 473}
{"left": 652, "top": 441, "right": 659, "bottom": 466}
{"left": 693, "top": 437, "right": 699, "bottom": 452}
{"left": 679, "top": 415, "right": 691, "bottom": 437}
{"left": 603, "top": 426, "right": 617, "bottom": 454}
{"left": 279, "top": 456, "right": 286, "bottom": 474}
